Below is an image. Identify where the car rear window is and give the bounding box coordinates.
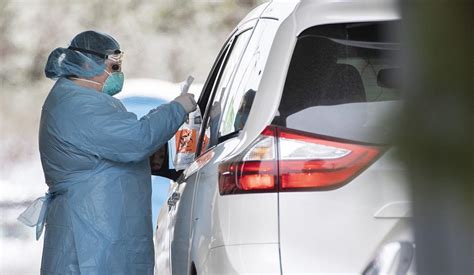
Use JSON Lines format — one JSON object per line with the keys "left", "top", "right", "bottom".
{"left": 273, "top": 21, "right": 401, "bottom": 144}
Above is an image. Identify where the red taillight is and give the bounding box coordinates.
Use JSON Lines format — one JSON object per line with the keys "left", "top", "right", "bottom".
{"left": 218, "top": 126, "right": 381, "bottom": 195}
{"left": 218, "top": 127, "right": 278, "bottom": 195}
{"left": 278, "top": 131, "right": 380, "bottom": 190}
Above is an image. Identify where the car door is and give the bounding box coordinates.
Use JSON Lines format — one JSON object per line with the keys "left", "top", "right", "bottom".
{"left": 190, "top": 19, "right": 282, "bottom": 274}
{"left": 165, "top": 21, "right": 256, "bottom": 275}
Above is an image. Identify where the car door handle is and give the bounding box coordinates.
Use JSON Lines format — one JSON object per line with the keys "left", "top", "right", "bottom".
{"left": 167, "top": 191, "right": 181, "bottom": 207}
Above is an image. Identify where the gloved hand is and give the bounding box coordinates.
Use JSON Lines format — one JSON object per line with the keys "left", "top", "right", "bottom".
{"left": 174, "top": 93, "right": 197, "bottom": 113}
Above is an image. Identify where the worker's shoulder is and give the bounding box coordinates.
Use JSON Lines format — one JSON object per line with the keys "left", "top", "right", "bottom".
{"left": 45, "top": 80, "right": 112, "bottom": 114}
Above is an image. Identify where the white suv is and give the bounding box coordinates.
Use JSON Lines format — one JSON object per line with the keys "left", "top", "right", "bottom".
{"left": 153, "top": 0, "right": 413, "bottom": 274}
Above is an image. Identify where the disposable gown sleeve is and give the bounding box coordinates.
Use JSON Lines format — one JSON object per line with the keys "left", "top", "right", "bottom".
{"left": 63, "top": 94, "right": 187, "bottom": 163}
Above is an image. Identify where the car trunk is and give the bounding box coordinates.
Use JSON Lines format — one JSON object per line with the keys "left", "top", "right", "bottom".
{"left": 272, "top": 20, "right": 413, "bottom": 273}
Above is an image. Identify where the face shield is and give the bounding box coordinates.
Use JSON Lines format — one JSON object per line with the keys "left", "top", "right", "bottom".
{"left": 106, "top": 50, "right": 124, "bottom": 64}
{"left": 67, "top": 47, "right": 124, "bottom": 64}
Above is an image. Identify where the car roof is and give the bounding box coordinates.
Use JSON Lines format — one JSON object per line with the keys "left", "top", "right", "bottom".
{"left": 237, "top": 0, "right": 400, "bottom": 36}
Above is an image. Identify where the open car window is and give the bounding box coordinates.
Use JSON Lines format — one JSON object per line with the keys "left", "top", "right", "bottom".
{"left": 197, "top": 28, "right": 253, "bottom": 155}
{"left": 217, "top": 19, "right": 279, "bottom": 141}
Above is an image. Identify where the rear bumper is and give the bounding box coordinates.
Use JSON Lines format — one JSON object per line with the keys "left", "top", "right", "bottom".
{"left": 200, "top": 243, "right": 280, "bottom": 274}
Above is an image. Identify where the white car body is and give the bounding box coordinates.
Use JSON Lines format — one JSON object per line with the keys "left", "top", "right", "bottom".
{"left": 155, "top": 1, "right": 413, "bottom": 274}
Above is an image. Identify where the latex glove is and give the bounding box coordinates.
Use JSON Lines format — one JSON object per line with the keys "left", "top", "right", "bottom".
{"left": 174, "top": 93, "right": 197, "bottom": 113}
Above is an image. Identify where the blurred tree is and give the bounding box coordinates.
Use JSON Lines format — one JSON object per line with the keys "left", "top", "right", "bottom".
{"left": 26, "top": 4, "right": 71, "bottom": 82}
{"left": 0, "top": 0, "right": 264, "bottom": 86}
{"left": 152, "top": 0, "right": 266, "bottom": 81}
{"left": 153, "top": 0, "right": 263, "bottom": 33}
{"left": 0, "top": 1, "right": 18, "bottom": 87}
{"left": 399, "top": 0, "right": 474, "bottom": 274}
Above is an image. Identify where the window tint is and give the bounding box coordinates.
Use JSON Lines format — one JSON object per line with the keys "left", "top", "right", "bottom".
{"left": 200, "top": 29, "right": 252, "bottom": 153}
{"left": 273, "top": 21, "right": 401, "bottom": 144}
{"left": 218, "top": 20, "right": 278, "bottom": 138}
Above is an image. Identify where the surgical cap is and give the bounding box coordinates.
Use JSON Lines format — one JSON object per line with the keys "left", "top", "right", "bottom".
{"left": 45, "top": 30, "right": 120, "bottom": 79}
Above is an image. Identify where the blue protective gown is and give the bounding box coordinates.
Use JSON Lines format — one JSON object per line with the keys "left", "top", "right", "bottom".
{"left": 38, "top": 77, "right": 186, "bottom": 274}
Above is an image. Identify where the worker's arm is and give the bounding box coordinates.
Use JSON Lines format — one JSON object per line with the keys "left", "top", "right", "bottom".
{"left": 62, "top": 93, "right": 188, "bottom": 163}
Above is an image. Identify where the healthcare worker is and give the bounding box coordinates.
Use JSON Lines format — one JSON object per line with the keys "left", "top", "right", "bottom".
{"left": 18, "top": 30, "right": 196, "bottom": 274}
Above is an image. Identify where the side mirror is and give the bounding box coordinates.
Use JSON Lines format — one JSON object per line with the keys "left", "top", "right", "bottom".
{"left": 363, "top": 241, "right": 415, "bottom": 275}
{"left": 150, "top": 143, "right": 182, "bottom": 181}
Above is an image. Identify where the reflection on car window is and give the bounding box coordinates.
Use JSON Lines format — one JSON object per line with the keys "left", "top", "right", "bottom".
{"left": 219, "top": 20, "right": 279, "bottom": 138}
{"left": 200, "top": 29, "right": 252, "bottom": 153}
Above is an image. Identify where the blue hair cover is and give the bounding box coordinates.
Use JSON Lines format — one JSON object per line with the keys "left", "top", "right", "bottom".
{"left": 45, "top": 30, "right": 120, "bottom": 79}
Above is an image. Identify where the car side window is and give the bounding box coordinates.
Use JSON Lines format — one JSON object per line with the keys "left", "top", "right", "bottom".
{"left": 198, "top": 29, "right": 253, "bottom": 154}
{"left": 218, "top": 20, "right": 278, "bottom": 139}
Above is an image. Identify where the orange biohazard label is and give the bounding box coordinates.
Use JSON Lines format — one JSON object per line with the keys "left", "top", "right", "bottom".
{"left": 175, "top": 128, "right": 197, "bottom": 153}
